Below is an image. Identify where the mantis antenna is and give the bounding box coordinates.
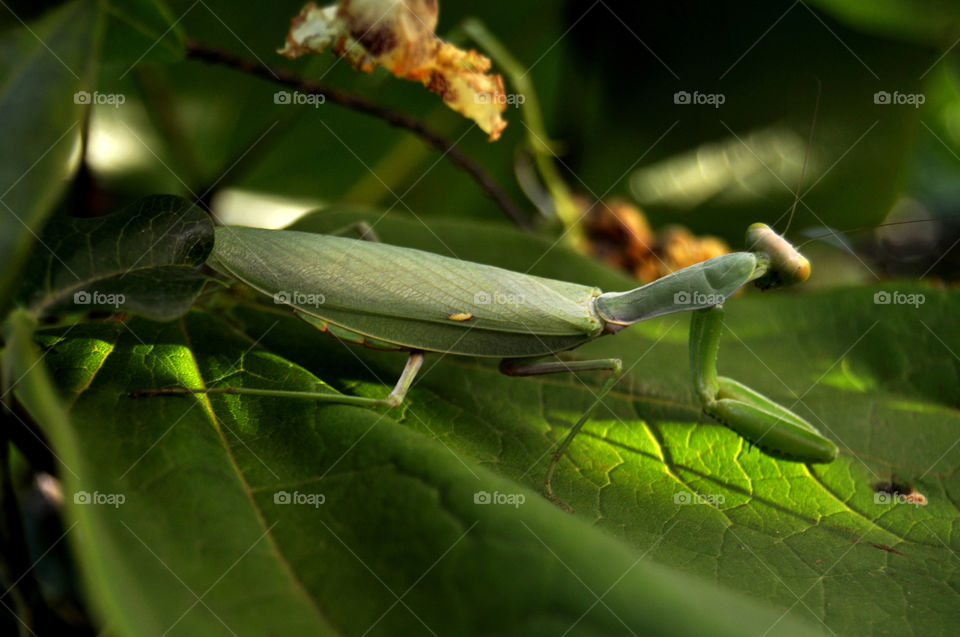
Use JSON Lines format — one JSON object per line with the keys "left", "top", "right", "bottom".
{"left": 783, "top": 76, "right": 821, "bottom": 237}
{"left": 795, "top": 218, "right": 940, "bottom": 249}
{"left": 783, "top": 79, "right": 939, "bottom": 248}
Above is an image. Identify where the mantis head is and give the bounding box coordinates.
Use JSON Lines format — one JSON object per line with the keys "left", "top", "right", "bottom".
{"left": 746, "top": 223, "right": 811, "bottom": 290}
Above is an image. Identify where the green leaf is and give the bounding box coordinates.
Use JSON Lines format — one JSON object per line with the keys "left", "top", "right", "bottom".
{"left": 20, "top": 194, "right": 214, "bottom": 321}
{"left": 30, "top": 214, "right": 960, "bottom": 635}
{"left": 0, "top": 0, "right": 102, "bottom": 312}
{"left": 101, "top": 0, "right": 184, "bottom": 65}
{"left": 30, "top": 312, "right": 820, "bottom": 637}
{"left": 806, "top": 0, "right": 960, "bottom": 44}
{"left": 2, "top": 310, "right": 71, "bottom": 446}
{"left": 554, "top": 3, "right": 936, "bottom": 244}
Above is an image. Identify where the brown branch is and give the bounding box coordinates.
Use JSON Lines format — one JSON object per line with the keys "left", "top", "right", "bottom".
{"left": 184, "top": 39, "right": 531, "bottom": 231}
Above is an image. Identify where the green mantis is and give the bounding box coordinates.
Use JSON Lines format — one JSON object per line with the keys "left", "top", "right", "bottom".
{"left": 149, "top": 221, "right": 838, "bottom": 507}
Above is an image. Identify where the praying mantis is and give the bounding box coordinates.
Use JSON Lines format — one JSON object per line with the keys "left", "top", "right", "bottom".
{"left": 146, "top": 220, "right": 838, "bottom": 507}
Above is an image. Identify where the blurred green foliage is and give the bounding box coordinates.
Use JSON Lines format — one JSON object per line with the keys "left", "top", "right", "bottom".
{"left": 2, "top": 1, "right": 960, "bottom": 635}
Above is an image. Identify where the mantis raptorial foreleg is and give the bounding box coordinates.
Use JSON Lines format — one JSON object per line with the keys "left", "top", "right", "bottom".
{"left": 500, "top": 357, "right": 624, "bottom": 510}
{"left": 690, "top": 306, "right": 837, "bottom": 462}
{"left": 137, "top": 351, "right": 425, "bottom": 409}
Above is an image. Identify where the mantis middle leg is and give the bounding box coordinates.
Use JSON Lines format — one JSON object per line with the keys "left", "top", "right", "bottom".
{"left": 500, "top": 357, "right": 624, "bottom": 511}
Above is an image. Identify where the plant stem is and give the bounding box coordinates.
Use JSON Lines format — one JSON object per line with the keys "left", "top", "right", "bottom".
{"left": 184, "top": 39, "right": 531, "bottom": 231}
{"left": 461, "top": 19, "right": 584, "bottom": 246}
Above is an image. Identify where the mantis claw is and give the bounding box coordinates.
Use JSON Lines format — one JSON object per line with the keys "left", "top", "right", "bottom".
{"left": 691, "top": 307, "right": 838, "bottom": 463}
{"left": 544, "top": 477, "right": 575, "bottom": 513}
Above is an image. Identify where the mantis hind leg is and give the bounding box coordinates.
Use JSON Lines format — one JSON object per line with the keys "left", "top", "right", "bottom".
{"left": 500, "top": 357, "right": 623, "bottom": 512}
{"left": 690, "top": 306, "right": 837, "bottom": 462}
{"left": 135, "top": 351, "right": 425, "bottom": 410}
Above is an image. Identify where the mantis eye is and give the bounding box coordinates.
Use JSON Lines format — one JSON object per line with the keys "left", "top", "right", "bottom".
{"left": 746, "top": 223, "right": 811, "bottom": 289}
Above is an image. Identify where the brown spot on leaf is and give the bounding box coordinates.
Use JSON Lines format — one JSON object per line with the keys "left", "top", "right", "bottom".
{"left": 873, "top": 480, "right": 928, "bottom": 506}
{"left": 870, "top": 543, "right": 905, "bottom": 556}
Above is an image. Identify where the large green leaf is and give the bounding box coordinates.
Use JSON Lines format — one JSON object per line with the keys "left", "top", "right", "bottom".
{"left": 0, "top": 0, "right": 101, "bottom": 311}
{"left": 26, "top": 214, "right": 960, "bottom": 635}
{"left": 1, "top": 308, "right": 77, "bottom": 635}
{"left": 26, "top": 311, "right": 823, "bottom": 637}
{"left": 19, "top": 195, "right": 214, "bottom": 321}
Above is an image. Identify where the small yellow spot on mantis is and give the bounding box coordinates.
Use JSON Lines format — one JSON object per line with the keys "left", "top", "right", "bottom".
{"left": 447, "top": 312, "right": 473, "bottom": 322}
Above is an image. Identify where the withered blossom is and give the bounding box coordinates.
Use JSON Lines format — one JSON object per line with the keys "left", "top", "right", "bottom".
{"left": 279, "top": 0, "right": 508, "bottom": 140}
